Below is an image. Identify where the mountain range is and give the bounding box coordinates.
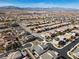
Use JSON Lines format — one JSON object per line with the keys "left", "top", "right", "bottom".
{"left": 0, "top": 6, "right": 79, "bottom": 13}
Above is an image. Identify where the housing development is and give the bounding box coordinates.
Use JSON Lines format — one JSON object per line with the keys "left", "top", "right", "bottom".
{"left": 0, "top": 6, "right": 79, "bottom": 59}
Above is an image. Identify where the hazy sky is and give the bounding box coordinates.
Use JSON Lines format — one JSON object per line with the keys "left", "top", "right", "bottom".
{"left": 0, "top": 0, "right": 79, "bottom": 9}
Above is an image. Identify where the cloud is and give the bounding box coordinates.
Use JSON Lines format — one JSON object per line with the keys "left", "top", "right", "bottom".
{"left": 0, "top": 0, "right": 79, "bottom": 9}
{"left": 16, "top": 3, "right": 79, "bottom": 9}
{"left": 24, "top": 3, "right": 55, "bottom": 8}
{"left": 0, "top": 3, "right": 14, "bottom": 6}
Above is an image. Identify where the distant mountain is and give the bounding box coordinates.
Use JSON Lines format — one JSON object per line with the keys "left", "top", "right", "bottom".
{"left": 0, "top": 6, "right": 23, "bottom": 10}
{"left": 0, "top": 6, "right": 79, "bottom": 13}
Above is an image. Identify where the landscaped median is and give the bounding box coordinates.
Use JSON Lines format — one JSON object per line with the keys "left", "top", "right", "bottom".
{"left": 67, "top": 43, "right": 79, "bottom": 59}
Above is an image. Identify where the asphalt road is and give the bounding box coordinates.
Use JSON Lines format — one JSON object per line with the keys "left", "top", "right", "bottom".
{"left": 49, "top": 38, "right": 79, "bottom": 59}
{"left": 13, "top": 22, "right": 79, "bottom": 59}
{"left": 0, "top": 22, "right": 76, "bottom": 59}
